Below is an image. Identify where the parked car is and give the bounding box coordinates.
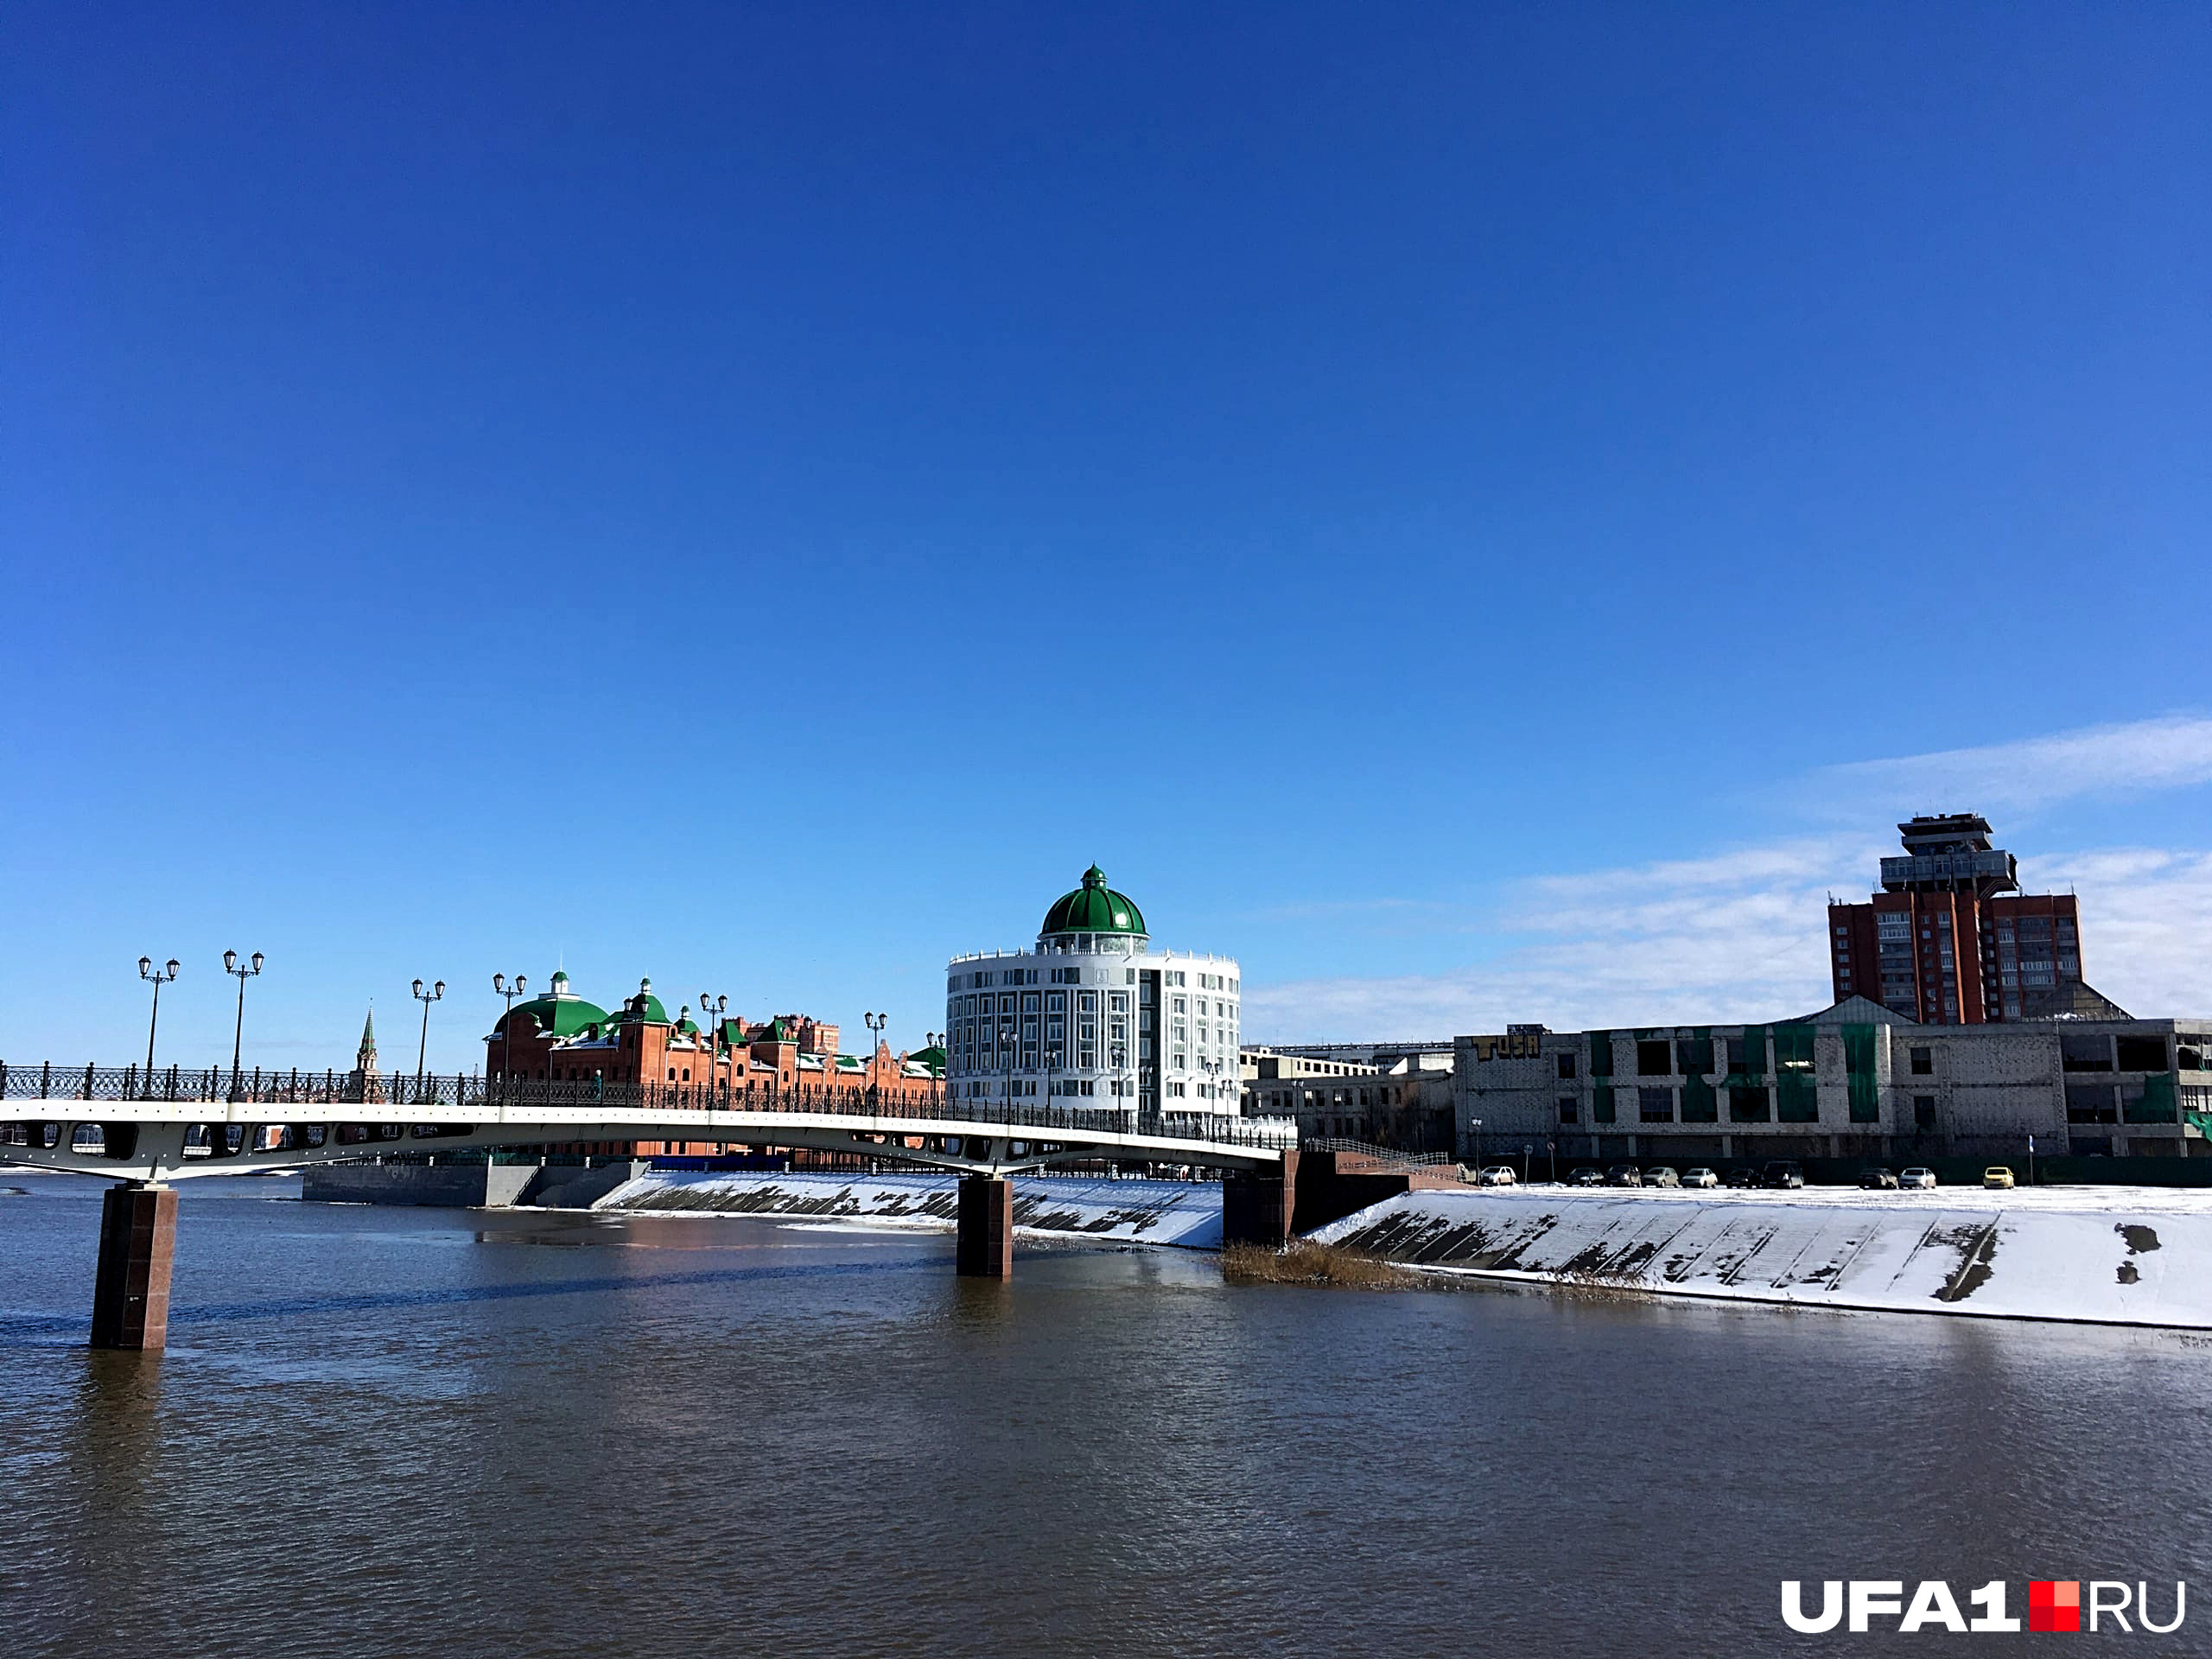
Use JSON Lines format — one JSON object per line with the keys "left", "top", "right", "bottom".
{"left": 1722, "top": 1168, "right": 1761, "bottom": 1189}
{"left": 1983, "top": 1166, "right": 2016, "bottom": 1190}
{"left": 1898, "top": 1166, "right": 1938, "bottom": 1190}
{"left": 1681, "top": 1167, "right": 1719, "bottom": 1189}
{"left": 1605, "top": 1164, "right": 1643, "bottom": 1187}
{"left": 1859, "top": 1167, "right": 1899, "bottom": 1190}
{"left": 1643, "top": 1166, "right": 1681, "bottom": 1188}
{"left": 1568, "top": 1166, "right": 1602, "bottom": 1187}
{"left": 1475, "top": 1165, "right": 1517, "bottom": 1186}
{"left": 1761, "top": 1160, "right": 1806, "bottom": 1190}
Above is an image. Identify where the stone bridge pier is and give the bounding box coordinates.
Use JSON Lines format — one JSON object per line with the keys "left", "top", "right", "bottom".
{"left": 91, "top": 1182, "right": 178, "bottom": 1351}
{"left": 956, "top": 1175, "right": 1014, "bottom": 1277}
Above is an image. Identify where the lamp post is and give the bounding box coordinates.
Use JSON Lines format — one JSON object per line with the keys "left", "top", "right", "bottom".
{"left": 137, "top": 956, "right": 179, "bottom": 1077}
{"left": 223, "top": 950, "right": 263, "bottom": 1095}
{"left": 1111, "top": 1041, "right": 1129, "bottom": 1131}
{"left": 1000, "top": 1019, "right": 1017, "bottom": 1122}
{"left": 493, "top": 972, "right": 528, "bottom": 1020}
{"left": 412, "top": 977, "right": 444, "bottom": 1087}
{"left": 1471, "top": 1116, "right": 1484, "bottom": 1172}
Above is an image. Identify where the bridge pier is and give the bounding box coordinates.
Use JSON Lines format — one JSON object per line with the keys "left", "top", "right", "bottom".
{"left": 956, "top": 1175, "right": 1014, "bottom": 1278}
{"left": 1221, "top": 1150, "right": 1300, "bottom": 1249}
{"left": 91, "top": 1182, "right": 178, "bottom": 1351}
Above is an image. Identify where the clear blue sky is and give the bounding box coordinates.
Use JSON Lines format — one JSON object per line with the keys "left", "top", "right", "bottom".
{"left": 4, "top": 3, "right": 2208, "bottom": 1068}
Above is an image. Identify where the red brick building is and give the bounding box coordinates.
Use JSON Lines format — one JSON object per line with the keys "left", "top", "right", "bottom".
{"left": 486, "top": 971, "right": 944, "bottom": 1156}
{"left": 1827, "top": 815, "right": 2092, "bottom": 1024}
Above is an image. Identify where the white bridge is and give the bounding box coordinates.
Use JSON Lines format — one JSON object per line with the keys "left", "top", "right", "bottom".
{"left": 3, "top": 1065, "right": 1304, "bottom": 1345}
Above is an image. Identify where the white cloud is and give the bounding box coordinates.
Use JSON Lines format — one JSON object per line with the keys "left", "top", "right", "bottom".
{"left": 1808, "top": 715, "right": 2212, "bottom": 818}
{"left": 1245, "top": 715, "right": 2212, "bottom": 1040}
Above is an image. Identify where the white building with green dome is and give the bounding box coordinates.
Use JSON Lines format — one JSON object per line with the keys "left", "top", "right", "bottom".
{"left": 944, "top": 866, "right": 1243, "bottom": 1122}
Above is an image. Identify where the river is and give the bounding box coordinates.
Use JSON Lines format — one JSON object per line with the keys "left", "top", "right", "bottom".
{"left": 3, "top": 1175, "right": 2207, "bottom": 1656}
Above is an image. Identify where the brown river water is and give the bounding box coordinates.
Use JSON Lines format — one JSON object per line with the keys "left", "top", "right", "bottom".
{"left": 3, "top": 1175, "right": 2207, "bottom": 1656}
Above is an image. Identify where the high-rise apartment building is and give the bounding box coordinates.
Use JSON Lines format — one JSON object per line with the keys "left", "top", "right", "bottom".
{"left": 1827, "top": 814, "right": 2086, "bottom": 1024}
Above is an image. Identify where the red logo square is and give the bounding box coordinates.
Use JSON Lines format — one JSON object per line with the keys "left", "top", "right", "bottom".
{"left": 2030, "top": 1580, "right": 2081, "bottom": 1632}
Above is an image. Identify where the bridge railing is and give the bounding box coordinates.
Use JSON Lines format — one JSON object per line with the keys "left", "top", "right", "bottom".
{"left": 0, "top": 1062, "right": 1300, "bottom": 1153}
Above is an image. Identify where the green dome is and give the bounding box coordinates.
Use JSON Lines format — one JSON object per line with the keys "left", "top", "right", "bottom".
{"left": 505, "top": 987, "right": 609, "bottom": 1039}
{"left": 1041, "top": 865, "right": 1147, "bottom": 937}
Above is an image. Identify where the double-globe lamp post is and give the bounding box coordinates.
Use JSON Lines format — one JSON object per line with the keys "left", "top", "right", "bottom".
{"left": 224, "top": 950, "right": 263, "bottom": 1097}
{"left": 493, "top": 972, "right": 528, "bottom": 1020}
{"left": 412, "top": 977, "right": 444, "bottom": 1090}
{"left": 137, "top": 956, "right": 180, "bottom": 1077}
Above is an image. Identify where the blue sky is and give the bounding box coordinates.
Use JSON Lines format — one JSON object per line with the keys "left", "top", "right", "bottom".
{"left": 4, "top": 3, "right": 2208, "bottom": 1070}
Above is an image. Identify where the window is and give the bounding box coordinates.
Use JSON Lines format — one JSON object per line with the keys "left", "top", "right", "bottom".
{"left": 1914, "top": 1096, "right": 1936, "bottom": 1130}
{"left": 2116, "top": 1036, "right": 2171, "bottom": 1072}
{"left": 1637, "top": 1039, "right": 1672, "bottom": 1076}
{"left": 1729, "top": 1085, "right": 1770, "bottom": 1122}
{"left": 1638, "top": 1086, "right": 1675, "bottom": 1122}
{"left": 1727, "top": 1034, "right": 1765, "bottom": 1076}
{"left": 1557, "top": 1052, "right": 1578, "bottom": 1080}
{"left": 1909, "top": 1046, "right": 1932, "bottom": 1076}
{"left": 1557, "top": 1096, "right": 1579, "bottom": 1125}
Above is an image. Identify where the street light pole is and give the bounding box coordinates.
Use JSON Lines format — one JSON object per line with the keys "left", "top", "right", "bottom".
{"left": 412, "top": 977, "right": 445, "bottom": 1087}
{"left": 493, "top": 971, "right": 527, "bottom": 1020}
{"left": 1471, "top": 1116, "right": 1484, "bottom": 1172}
{"left": 137, "top": 956, "right": 180, "bottom": 1077}
{"left": 223, "top": 950, "right": 263, "bottom": 1095}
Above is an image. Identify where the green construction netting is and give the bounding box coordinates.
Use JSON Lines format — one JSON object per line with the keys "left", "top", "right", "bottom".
{"left": 1726, "top": 1025, "right": 1769, "bottom": 1083}
{"left": 1589, "top": 1030, "right": 1614, "bottom": 1077}
{"left": 1592, "top": 1084, "right": 1616, "bottom": 1123}
{"left": 1677, "top": 1033, "right": 1714, "bottom": 1076}
{"left": 2125, "top": 1072, "right": 2180, "bottom": 1124}
{"left": 1681, "top": 1074, "right": 1719, "bottom": 1122}
{"left": 1843, "top": 1024, "right": 1880, "bottom": 1122}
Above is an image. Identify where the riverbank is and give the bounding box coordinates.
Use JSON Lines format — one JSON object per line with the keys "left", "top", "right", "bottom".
{"left": 597, "top": 1168, "right": 1226, "bottom": 1246}
{"left": 1308, "top": 1185, "right": 2212, "bottom": 1327}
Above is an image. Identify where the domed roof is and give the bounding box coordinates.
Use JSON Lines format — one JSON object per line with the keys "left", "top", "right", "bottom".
{"left": 1041, "top": 865, "right": 1147, "bottom": 938}
{"left": 505, "top": 973, "right": 609, "bottom": 1039}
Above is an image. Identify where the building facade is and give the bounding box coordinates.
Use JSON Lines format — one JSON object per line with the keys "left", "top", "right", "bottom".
{"left": 1456, "top": 999, "right": 2212, "bottom": 1166}
{"left": 1240, "top": 1047, "right": 1456, "bottom": 1152}
{"left": 1827, "top": 814, "right": 2097, "bottom": 1023}
{"left": 944, "top": 866, "right": 1243, "bottom": 1118}
{"left": 484, "top": 969, "right": 944, "bottom": 1156}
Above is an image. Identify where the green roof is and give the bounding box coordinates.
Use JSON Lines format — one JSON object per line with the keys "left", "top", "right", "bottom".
{"left": 604, "top": 979, "right": 670, "bottom": 1026}
{"left": 505, "top": 991, "right": 610, "bottom": 1039}
{"left": 749, "top": 1017, "right": 794, "bottom": 1044}
{"left": 909, "top": 1044, "right": 947, "bottom": 1071}
{"left": 1041, "top": 864, "right": 1146, "bottom": 937}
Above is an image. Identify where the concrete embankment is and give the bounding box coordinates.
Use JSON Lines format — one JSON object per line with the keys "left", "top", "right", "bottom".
{"left": 1310, "top": 1185, "right": 2212, "bottom": 1328}
{"left": 301, "top": 1161, "right": 648, "bottom": 1209}
{"left": 600, "top": 1170, "right": 1225, "bottom": 1246}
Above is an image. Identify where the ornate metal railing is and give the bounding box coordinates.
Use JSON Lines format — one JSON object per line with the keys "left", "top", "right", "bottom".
{"left": 0, "top": 1062, "right": 1299, "bottom": 1152}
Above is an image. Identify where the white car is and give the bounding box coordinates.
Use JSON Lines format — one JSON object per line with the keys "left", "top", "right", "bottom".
{"left": 1681, "top": 1167, "right": 1719, "bottom": 1189}
{"left": 1898, "top": 1167, "right": 1938, "bottom": 1190}
{"left": 1475, "top": 1165, "right": 1517, "bottom": 1186}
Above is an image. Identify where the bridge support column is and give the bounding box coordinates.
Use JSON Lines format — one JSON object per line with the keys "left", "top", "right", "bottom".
{"left": 1222, "top": 1150, "right": 1300, "bottom": 1249}
{"left": 956, "top": 1175, "right": 1014, "bottom": 1278}
{"left": 91, "top": 1182, "right": 178, "bottom": 1351}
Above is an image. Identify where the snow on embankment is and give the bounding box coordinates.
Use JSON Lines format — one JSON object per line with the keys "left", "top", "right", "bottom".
{"left": 597, "top": 1170, "right": 1223, "bottom": 1247}
{"left": 1309, "top": 1185, "right": 2212, "bottom": 1328}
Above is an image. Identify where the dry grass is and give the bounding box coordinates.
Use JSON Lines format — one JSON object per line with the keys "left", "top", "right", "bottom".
{"left": 1221, "top": 1239, "right": 1418, "bottom": 1289}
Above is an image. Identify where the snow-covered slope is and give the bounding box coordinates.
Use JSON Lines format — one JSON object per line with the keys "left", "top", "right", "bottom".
{"left": 1309, "top": 1185, "right": 2212, "bottom": 1327}
{"left": 597, "top": 1170, "right": 1224, "bottom": 1247}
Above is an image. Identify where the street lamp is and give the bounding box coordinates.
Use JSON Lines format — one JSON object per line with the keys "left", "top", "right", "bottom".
{"left": 223, "top": 949, "right": 263, "bottom": 1091}
{"left": 493, "top": 971, "right": 528, "bottom": 1020}
{"left": 1000, "top": 1019, "right": 1017, "bottom": 1120}
{"left": 1470, "top": 1116, "right": 1484, "bottom": 1172}
{"left": 137, "top": 956, "right": 179, "bottom": 1077}
{"left": 412, "top": 977, "right": 444, "bottom": 1084}
{"left": 865, "top": 1010, "right": 887, "bottom": 1052}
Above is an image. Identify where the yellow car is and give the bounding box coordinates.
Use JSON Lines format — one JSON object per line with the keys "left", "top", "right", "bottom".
{"left": 1983, "top": 1166, "right": 2016, "bottom": 1190}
